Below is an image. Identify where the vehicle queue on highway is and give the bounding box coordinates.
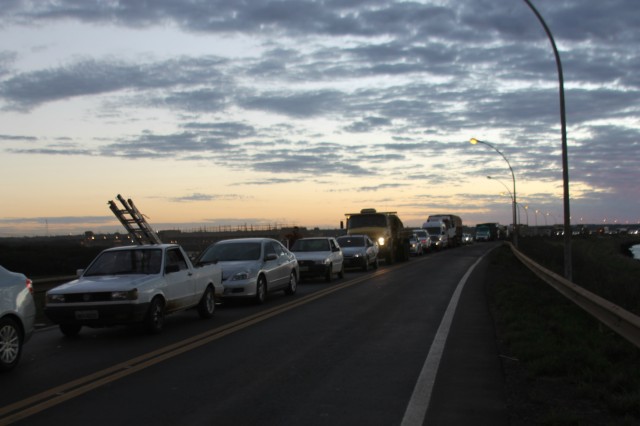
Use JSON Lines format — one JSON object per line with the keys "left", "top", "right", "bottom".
{"left": 1, "top": 208, "right": 471, "bottom": 372}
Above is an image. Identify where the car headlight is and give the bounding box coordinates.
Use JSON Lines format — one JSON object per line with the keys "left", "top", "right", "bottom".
{"left": 111, "top": 289, "right": 138, "bottom": 301}
{"left": 378, "top": 237, "right": 385, "bottom": 246}
{"left": 353, "top": 253, "right": 361, "bottom": 258}
{"left": 231, "top": 271, "right": 250, "bottom": 281}
{"left": 47, "top": 294, "right": 65, "bottom": 304}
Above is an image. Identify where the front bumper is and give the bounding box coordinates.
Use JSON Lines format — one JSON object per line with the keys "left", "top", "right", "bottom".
{"left": 297, "top": 260, "right": 330, "bottom": 277}
{"left": 44, "top": 302, "right": 150, "bottom": 326}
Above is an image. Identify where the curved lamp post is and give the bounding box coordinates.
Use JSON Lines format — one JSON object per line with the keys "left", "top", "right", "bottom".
{"left": 523, "top": 0, "right": 571, "bottom": 280}
{"left": 471, "top": 138, "right": 517, "bottom": 247}
{"left": 488, "top": 175, "right": 524, "bottom": 229}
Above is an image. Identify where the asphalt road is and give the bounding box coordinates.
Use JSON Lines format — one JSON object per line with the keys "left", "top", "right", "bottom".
{"left": 1, "top": 242, "right": 507, "bottom": 426}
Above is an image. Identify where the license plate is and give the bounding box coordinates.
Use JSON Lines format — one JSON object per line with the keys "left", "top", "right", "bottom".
{"left": 299, "top": 266, "right": 309, "bottom": 272}
{"left": 75, "top": 310, "right": 98, "bottom": 320}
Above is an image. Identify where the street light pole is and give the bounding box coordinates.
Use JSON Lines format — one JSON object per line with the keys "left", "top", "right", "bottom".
{"left": 523, "top": 0, "right": 571, "bottom": 280}
{"left": 488, "top": 175, "right": 526, "bottom": 231}
{"left": 471, "top": 138, "right": 517, "bottom": 247}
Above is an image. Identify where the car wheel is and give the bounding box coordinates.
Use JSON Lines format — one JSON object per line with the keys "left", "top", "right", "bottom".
{"left": 362, "top": 258, "right": 370, "bottom": 272}
{"left": 59, "top": 324, "right": 82, "bottom": 337}
{"left": 284, "top": 271, "right": 297, "bottom": 295}
{"left": 0, "top": 317, "right": 22, "bottom": 371}
{"left": 373, "top": 257, "right": 379, "bottom": 269}
{"left": 338, "top": 263, "right": 345, "bottom": 279}
{"left": 145, "top": 297, "right": 165, "bottom": 334}
{"left": 255, "top": 275, "right": 267, "bottom": 304}
{"left": 325, "top": 264, "right": 333, "bottom": 282}
{"left": 197, "top": 286, "right": 215, "bottom": 319}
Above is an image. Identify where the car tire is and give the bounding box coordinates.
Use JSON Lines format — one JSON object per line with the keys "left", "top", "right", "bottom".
{"left": 338, "top": 263, "right": 345, "bottom": 279}
{"left": 59, "top": 323, "right": 82, "bottom": 338}
{"left": 373, "top": 257, "right": 379, "bottom": 269}
{"left": 0, "top": 317, "right": 22, "bottom": 371}
{"left": 325, "top": 264, "right": 333, "bottom": 282}
{"left": 145, "top": 297, "right": 165, "bottom": 334}
{"left": 362, "top": 258, "right": 369, "bottom": 272}
{"left": 284, "top": 271, "right": 297, "bottom": 295}
{"left": 197, "top": 286, "right": 215, "bottom": 319}
{"left": 255, "top": 275, "right": 267, "bottom": 304}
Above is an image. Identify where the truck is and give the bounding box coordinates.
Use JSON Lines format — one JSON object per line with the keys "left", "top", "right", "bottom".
{"left": 423, "top": 214, "right": 463, "bottom": 248}
{"left": 344, "top": 208, "right": 412, "bottom": 264}
{"left": 422, "top": 220, "right": 448, "bottom": 249}
{"left": 44, "top": 244, "right": 223, "bottom": 336}
{"left": 475, "top": 222, "right": 503, "bottom": 241}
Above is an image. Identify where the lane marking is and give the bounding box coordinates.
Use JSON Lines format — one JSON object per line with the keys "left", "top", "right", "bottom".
{"left": 400, "top": 254, "right": 486, "bottom": 426}
{"left": 0, "top": 268, "right": 393, "bottom": 424}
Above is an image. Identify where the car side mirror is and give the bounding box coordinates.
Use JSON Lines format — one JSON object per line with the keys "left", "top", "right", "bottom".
{"left": 76, "top": 269, "right": 84, "bottom": 277}
{"left": 265, "top": 253, "right": 278, "bottom": 261}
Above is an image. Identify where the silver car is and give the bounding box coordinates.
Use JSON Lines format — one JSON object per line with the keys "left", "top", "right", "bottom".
{"left": 1, "top": 265, "right": 36, "bottom": 371}
{"left": 291, "top": 237, "right": 345, "bottom": 282}
{"left": 336, "top": 234, "right": 379, "bottom": 271}
{"left": 197, "top": 238, "right": 299, "bottom": 304}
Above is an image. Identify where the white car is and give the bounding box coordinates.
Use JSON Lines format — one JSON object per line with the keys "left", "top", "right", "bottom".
{"left": 291, "top": 237, "right": 344, "bottom": 282}
{"left": 45, "top": 244, "right": 222, "bottom": 336}
{"left": 197, "top": 238, "right": 299, "bottom": 304}
{"left": 336, "top": 234, "right": 379, "bottom": 271}
{"left": 1, "top": 265, "right": 36, "bottom": 371}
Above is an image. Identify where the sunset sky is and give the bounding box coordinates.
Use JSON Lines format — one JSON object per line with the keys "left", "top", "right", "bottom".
{"left": 1, "top": 0, "right": 638, "bottom": 236}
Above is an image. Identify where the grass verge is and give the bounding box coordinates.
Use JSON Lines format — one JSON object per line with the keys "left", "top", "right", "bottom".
{"left": 487, "top": 244, "right": 640, "bottom": 425}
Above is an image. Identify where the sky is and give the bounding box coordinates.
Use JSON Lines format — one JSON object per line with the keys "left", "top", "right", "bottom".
{"left": 1, "top": 0, "right": 639, "bottom": 237}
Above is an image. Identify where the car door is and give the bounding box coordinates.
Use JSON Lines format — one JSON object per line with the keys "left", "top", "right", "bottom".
{"left": 163, "top": 248, "right": 195, "bottom": 309}
{"left": 329, "top": 238, "right": 343, "bottom": 273}
{"left": 262, "top": 241, "right": 284, "bottom": 289}
{"left": 271, "top": 241, "right": 292, "bottom": 289}
{"left": 365, "top": 236, "right": 375, "bottom": 263}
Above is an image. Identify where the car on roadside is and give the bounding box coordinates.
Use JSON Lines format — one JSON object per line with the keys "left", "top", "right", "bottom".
{"left": 462, "top": 233, "right": 473, "bottom": 244}
{"left": 196, "top": 238, "right": 299, "bottom": 304}
{"left": 45, "top": 244, "right": 223, "bottom": 336}
{"left": 336, "top": 234, "right": 379, "bottom": 271}
{"left": 1, "top": 265, "right": 36, "bottom": 371}
{"left": 409, "top": 234, "right": 423, "bottom": 256}
{"left": 412, "top": 229, "right": 432, "bottom": 253}
{"left": 291, "top": 237, "right": 344, "bottom": 282}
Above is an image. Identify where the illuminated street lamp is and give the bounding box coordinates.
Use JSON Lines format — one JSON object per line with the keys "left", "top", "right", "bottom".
{"left": 471, "top": 138, "right": 518, "bottom": 247}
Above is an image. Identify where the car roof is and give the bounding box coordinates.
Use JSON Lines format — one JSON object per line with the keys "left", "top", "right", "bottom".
{"left": 216, "top": 238, "right": 277, "bottom": 244}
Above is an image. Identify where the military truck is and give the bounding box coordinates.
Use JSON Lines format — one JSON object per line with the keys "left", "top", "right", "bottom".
{"left": 344, "top": 208, "right": 412, "bottom": 264}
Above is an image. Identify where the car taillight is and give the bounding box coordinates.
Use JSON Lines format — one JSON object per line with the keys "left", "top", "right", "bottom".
{"left": 26, "top": 278, "right": 34, "bottom": 294}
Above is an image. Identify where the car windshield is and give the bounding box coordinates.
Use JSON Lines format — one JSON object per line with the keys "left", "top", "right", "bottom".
{"left": 84, "top": 249, "right": 162, "bottom": 276}
{"left": 414, "top": 230, "right": 427, "bottom": 238}
{"left": 336, "top": 237, "right": 364, "bottom": 248}
{"left": 424, "top": 226, "right": 441, "bottom": 236}
{"left": 291, "top": 239, "right": 330, "bottom": 252}
{"left": 348, "top": 214, "right": 387, "bottom": 228}
{"left": 199, "top": 242, "right": 262, "bottom": 262}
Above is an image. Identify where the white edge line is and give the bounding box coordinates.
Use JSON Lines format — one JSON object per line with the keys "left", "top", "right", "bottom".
{"left": 400, "top": 254, "right": 486, "bottom": 426}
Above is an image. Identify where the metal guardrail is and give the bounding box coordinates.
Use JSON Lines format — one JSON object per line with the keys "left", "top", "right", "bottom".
{"left": 509, "top": 243, "right": 640, "bottom": 349}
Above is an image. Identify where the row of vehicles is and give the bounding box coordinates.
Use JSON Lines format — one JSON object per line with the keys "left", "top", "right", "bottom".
{"left": 3, "top": 205, "right": 463, "bottom": 371}
{"left": 41, "top": 233, "right": 381, "bottom": 341}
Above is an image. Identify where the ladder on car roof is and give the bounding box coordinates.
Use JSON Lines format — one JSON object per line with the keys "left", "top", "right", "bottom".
{"left": 108, "top": 194, "right": 162, "bottom": 245}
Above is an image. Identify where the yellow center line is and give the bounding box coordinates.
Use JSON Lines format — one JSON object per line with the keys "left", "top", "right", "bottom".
{"left": 1, "top": 267, "right": 393, "bottom": 424}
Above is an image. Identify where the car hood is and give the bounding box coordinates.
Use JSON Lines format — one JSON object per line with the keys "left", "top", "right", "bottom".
{"left": 340, "top": 247, "right": 366, "bottom": 256}
{"left": 216, "top": 260, "right": 261, "bottom": 280}
{"left": 292, "top": 251, "right": 332, "bottom": 261}
{"left": 47, "top": 275, "right": 158, "bottom": 294}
